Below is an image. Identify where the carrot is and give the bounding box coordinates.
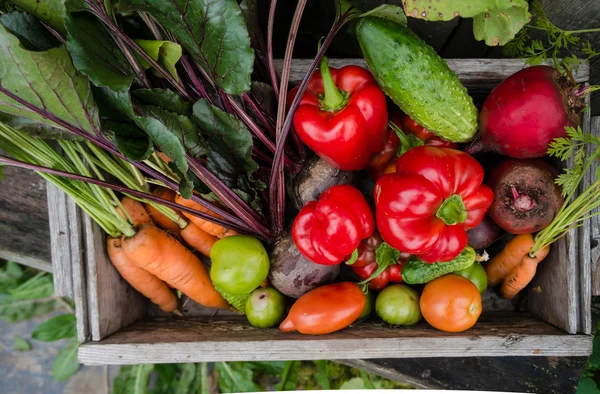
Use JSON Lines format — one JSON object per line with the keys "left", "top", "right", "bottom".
{"left": 117, "top": 196, "right": 153, "bottom": 227}
{"left": 156, "top": 151, "right": 171, "bottom": 164}
{"left": 175, "top": 194, "right": 239, "bottom": 238}
{"left": 107, "top": 237, "right": 178, "bottom": 312}
{"left": 122, "top": 224, "right": 230, "bottom": 310}
{"left": 145, "top": 187, "right": 182, "bottom": 234}
{"left": 180, "top": 222, "right": 217, "bottom": 258}
{"left": 501, "top": 245, "right": 551, "bottom": 299}
{"left": 485, "top": 233, "right": 536, "bottom": 287}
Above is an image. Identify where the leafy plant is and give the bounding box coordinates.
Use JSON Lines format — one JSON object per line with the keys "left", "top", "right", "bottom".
{"left": 504, "top": 0, "right": 600, "bottom": 70}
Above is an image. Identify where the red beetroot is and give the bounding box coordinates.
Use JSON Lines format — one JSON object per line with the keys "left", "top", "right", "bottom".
{"left": 486, "top": 158, "right": 564, "bottom": 234}
{"left": 468, "top": 65, "right": 585, "bottom": 159}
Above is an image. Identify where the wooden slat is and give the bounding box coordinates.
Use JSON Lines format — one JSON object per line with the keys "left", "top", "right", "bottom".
{"left": 0, "top": 165, "right": 51, "bottom": 269}
{"left": 78, "top": 313, "right": 592, "bottom": 365}
{"left": 46, "top": 182, "right": 73, "bottom": 297}
{"left": 591, "top": 117, "right": 600, "bottom": 296}
{"left": 84, "top": 215, "right": 146, "bottom": 341}
{"left": 277, "top": 58, "right": 591, "bottom": 87}
{"left": 68, "top": 200, "right": 89, "bottom": 343}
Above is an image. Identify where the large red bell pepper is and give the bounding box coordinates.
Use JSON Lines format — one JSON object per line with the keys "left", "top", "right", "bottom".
{"left": 292, "top": 185, "right": 374, "bottom": 265}
{"left": 288, "top": 57, "right": 388, "bottom": 171}
{"left": 374, "top": 146, "right": 494, "bottom": 263}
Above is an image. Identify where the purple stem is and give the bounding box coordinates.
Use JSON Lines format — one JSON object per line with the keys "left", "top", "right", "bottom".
{"left": 0, "top": 155, "right": 257, "bottom": 235}
{"left": 113, "top": 35, "right": 152, "bottom": 88}
{"left": 267, "top": 0, "right": 279, "bottom": 99}
{"left": 270, "top": 0, "right": 308, "bottom": 233}
{"left": 268, "top": 12, "right": 351, "bottom": 233}
{"left": 41, "top": 22, "right": 66, "bottom": 45}
{"left": 187, "top": 159, "right": 272, "bottom": 237}
{"left": 242, "top": 93, "right": 276, "bottom": 136}
{"left": 180, "top": 55, "right": 212, "bottom": 103}
{"left": 138, "top": 12, "right": 163, "bottom": 40}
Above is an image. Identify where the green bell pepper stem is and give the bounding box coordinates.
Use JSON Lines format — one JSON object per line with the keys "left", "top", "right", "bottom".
{"left": 319, "top": 56, "right": 345, "bottom": 110}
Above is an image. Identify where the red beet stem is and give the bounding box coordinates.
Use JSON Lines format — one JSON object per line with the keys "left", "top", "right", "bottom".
{"left": 511, "top": 187, "right": 536, "bottom": 212}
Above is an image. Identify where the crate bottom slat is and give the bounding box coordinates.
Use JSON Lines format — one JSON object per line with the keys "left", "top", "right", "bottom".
{"left": 78, "top": 313, "right": 592, "bottom": 365}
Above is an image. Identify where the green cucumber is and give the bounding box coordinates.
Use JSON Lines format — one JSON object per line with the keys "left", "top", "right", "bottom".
{"left": 401, "top": 246, "right": 476, "bottom": 284}
{"left": 355, "top": 17, "right": 478, "bottom": 143}
{"left": 214, "top": 284, "right": 251, "bottom": 314}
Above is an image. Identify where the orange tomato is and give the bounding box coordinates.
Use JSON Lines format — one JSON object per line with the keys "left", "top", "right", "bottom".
{"left": 279, "top": 282, "right": 365, "bottom": 335}
{"left": 420, "top": 274, "right": 482, "bottom": 333}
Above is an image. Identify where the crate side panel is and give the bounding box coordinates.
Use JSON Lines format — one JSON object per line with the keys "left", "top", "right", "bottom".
{"left": 78, "top": 314, "right": 592, "bottom": 365}
{"left": 591, "top": 117, "right": 600, "bottom": 297}
{"left": 46, "top": 182, "right": 73, "bottom": 297}
{"left": 84, "top": 215, "right": 146, "bottom": 341}
{"left": 66, "top": 198, "right": 89, "bottom": 342}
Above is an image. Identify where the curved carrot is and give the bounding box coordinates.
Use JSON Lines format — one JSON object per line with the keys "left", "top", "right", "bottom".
{"left": 117, "top": 197, "right": 153, "bottom": 227}
{"left": 156, "top": 151, "right": 171, "bottom": 164}
{"left": 145, "top": 187, "right": 182, "bottom": 234}
{"left": 485, "top": 233, "right": 535, "bottom": 287}
{"left": 180, "top": 222, "right": 217, "bottom": 258}
{"left": 501, "top": 245, "right": 551, "bottom": 299}
{"left": 175, "top": 194, "right": 238, "bottom": 238}
{"left": 122, "top": 225, "right": 230, "bottom": 310}
{"left": 107, "top": 237, "right": 177, "bottom": 312}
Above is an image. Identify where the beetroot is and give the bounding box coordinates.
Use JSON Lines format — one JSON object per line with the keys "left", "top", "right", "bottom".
{"left": 467, "top": 216, "right": 503, "bottom": 250}
{"left": 486, "top": 158, "right": 564, "bottom": 234}
{"left": 468, "top": 65, "right": 585, "bottom": 159}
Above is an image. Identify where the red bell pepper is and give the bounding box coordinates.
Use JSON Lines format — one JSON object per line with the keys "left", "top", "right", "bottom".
{"left": 374, "top": 146, "right": 494, "bottom": 263}
{"left": 346, "top": 231, "right": 406, "bottom": 291}
{"left": 288, "top": 57, "right": 388, "bottom": 171}
{"left": 368, "top": 111, "right": 458, "bottom": 180}
{"left": 292, "top": 184, "right": 374, "bottom": 265}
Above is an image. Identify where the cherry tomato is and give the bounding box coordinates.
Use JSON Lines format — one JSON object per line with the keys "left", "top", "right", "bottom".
{"left": 279, "top": 282, "right": 365, "bottom": 335}
{"left": 354, "top": 262, "right": 390, "bottom": 291}
{"left": 454, "top": 262, "right": 488, "bottom": 294}
{"left": 394, "top": 112, "right": 458, "bottom": 149}
{"left": 245, "top": 288, "right": 286, "bottom": 328}
{"left": 388, "top": 264, "right": 403, "bottom": 282}
{"left": 352, "top": 232, "right": 383, "bottom": 268}
{"left": 420, "top": 274, "right": 482, "bottom": 333}
{"left": 375, "top": 284, "right": 421, "bottom": 326}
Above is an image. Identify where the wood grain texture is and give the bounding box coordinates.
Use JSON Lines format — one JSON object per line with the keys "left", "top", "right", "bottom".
{"left": 68, "top": 200, "right": 89, "bottom": 343}
{"left": 46, "top": 183, "right": 74, "bottom": 297}
{"left": 78, "top": 313, "right": 592, "bottom": 365}
{"left": 84, "top": 215, "right": 146, "bottom": 341}
{"left": 0, "top": 165, "right": 51, "bottom": 269}
{"left": 591, "top": 117, "right": 600, "bottom": 296}
{"left": 350, "top": 356, "right": 589, "bottom": 394}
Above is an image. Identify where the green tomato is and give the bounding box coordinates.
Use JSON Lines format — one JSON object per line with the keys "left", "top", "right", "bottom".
{"left": 375, "top": 284, "right": 422, "bottom": 326}
{"left": 358, "top": 290, "right": 376, "bottom": 320}
{"left": 454, "top": 262, "right": 488, "bottom": 294}
{"left": 210, "top": 235, "right": 269, "bottom": 295}
{"left": 245, "top": 287, "right": 286, "bottom": 328}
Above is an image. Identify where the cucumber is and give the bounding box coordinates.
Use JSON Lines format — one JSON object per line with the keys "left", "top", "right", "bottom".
{"left": 355, "top": 17, "right": 478, "bottom": 143}
{"left": 401, "top": 246, "right": 476, "bottom": 284}
{"left": 214, "top": 284, "right": 251, "bottom": 314}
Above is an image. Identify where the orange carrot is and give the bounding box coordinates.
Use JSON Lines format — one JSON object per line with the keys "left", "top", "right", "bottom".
{"left": 485, "top": 233, "right": 536, "bottom": 287}
{"left": 117, "top": 197, "right": 153, "bottom": 227}
{"left": 145, "top": 187, "right": 181, "bottom": 234}
{"left": 122, "top": 225, "right": 230, "bottom": 309}
{"left": 175, "top": 194, "right": 238, "bottom": 238}
{"left": 501, "top": 245, "right": 551, "bottom": 299}
{"left": 180, "top": 222, "right": 217, "bottom": 258}
{"left": 156, "top": 151, "right": 171, "bottom": 164}
{"left": 107, "top": 237, "right": 178, "bottom": 312}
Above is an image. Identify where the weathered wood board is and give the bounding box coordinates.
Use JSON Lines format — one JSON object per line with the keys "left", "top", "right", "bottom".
{"left": 46, "top": 183, "right": 75, "bottom": 297}
{"left": 591, "top": 117, "right": 600, "bottom": 296}
{"left": 78, "top": 313, "right": 592, "bottom": 365}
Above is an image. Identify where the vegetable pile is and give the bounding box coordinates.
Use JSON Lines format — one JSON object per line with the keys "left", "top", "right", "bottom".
{"left": 0, "top": 0, "right": 598, "bottom": 337}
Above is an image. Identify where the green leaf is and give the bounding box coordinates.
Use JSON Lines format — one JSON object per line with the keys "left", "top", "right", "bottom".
{"left": 402, "top": 0, "right": 528, "bottom": 20}
{"left": 0, "top": 12, "right": 60, "bottom": 50}
{"left": 346, "top": 249, "right": 359, "bottom": 265}
{"left": 359, "top": 5, "right": 407, "bottom": 26}
{"left": 13, "top": 335, "right": 32, "bottom": 351}
{"left": 191, "top": 99, "right": 264, "bottom": 206}
{"left": 120, "top": 0, "right": 254, "bottom": 95}
{"left": 51, "top": 338, "right": 80, "bottom": 382}
{"left": 473, "top": 6, "right": 532, "bottom": 46}
{"left": 0, "top": 164, "right": 3, "bottom": 180}
{"left": 0, "top": 271, "right": 58, "bottom": 323}
{"left": 65, "top": 11, "right": 135, "bottom": 92}
{"left": 175, "top": 364, "right": 197, "bottom": 394}
{"left": 0, "top": 24, "right": 100, "bottom": 135}
{"left": 576, "top": 376, "right": 599, "bottom": 394}
{"left": 104, "top": 121, "right": 154, "bottom": 161}
{"left": 134, "top": 39, "right": 182, "bottom": 81}
{"left": 197, "top": 363, "right": 209, "bottom": 394}
{"left": 32, "top": 313, "right": 77, "bottom": 342}
{"left": 6, "top": 0, "right": 66, "bottom": 33}
{"left": 215, "top": 362, "right": 262, "bottom": 393}
{"left": 131, "top": 89, "right": 192, "bottom": 115}
{"left": 275, "top": 361, "right": 299, "bottom": 391}
{"left": 0, "top": 112, "right": 83, "bottom": 140}
{"left": 126, "top": 364, "right": 155, "bottom": 394}
{"left": 339, "top": 377, "right": 367, "bottom": 390}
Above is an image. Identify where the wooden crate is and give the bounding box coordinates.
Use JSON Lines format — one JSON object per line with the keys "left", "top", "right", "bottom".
{"left": 48, "top": 59, "right": 596, "bottom": 365}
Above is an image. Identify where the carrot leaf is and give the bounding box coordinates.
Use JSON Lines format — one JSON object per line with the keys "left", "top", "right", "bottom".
{"left": 119, "top": 0, "right": 254, "bottom": 95}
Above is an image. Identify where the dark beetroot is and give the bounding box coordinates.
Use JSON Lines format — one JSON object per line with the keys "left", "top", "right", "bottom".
{"left": 468, "top": 65, "right": 585, "bottom": 159}
{"left": 486, "top": 158, "right": 564, "bottom": 234}
{"left": 467, "top": 216, "right": 503, "bottom": 250}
